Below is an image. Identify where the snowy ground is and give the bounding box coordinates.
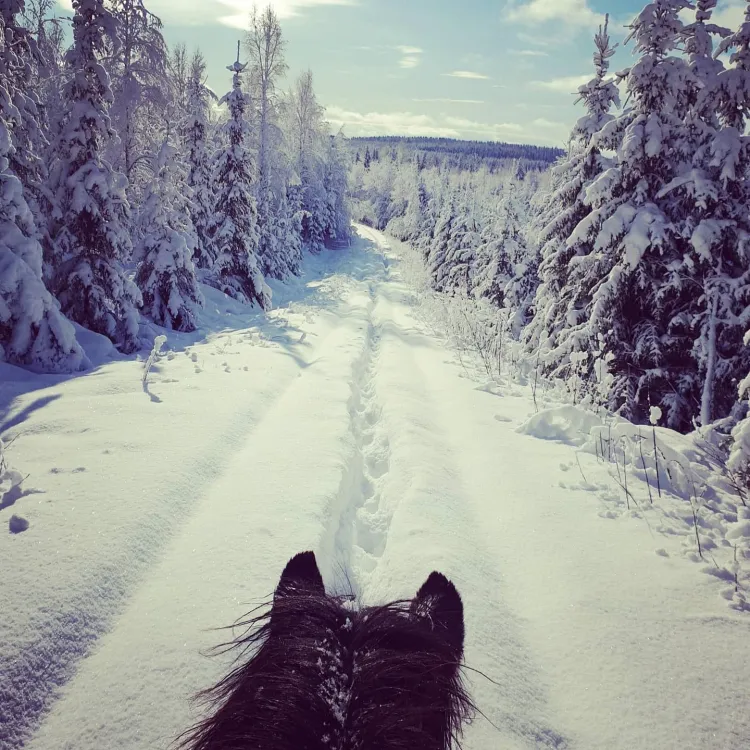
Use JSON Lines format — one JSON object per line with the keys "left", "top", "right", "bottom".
{"left": 2, "top": 226, "right": 749, "bottom": 750}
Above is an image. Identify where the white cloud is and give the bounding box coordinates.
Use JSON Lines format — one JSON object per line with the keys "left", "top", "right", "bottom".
{"left": 532, "top": 74, "right": 590, "bottom": 93}
{"left": 515, "top": 31, "right": 552, "bottom": 47}
{"left": 514, "top": 49, "right": 549, "bottom": 57}
{"left": 54, "top": 0, "right": 357, "bottom": 26}
{"left": 324, "top": 106, "right": 565, "bottom": 145}
{"left": 505, "top": 0, "right": 604, "bottom": 28}
{"left": 413, "top": 98, "right": 485, "bottom": 104}
{"left": 218, "top": 0, "right": 356, "bottom": 27}
{"left": 443, "top": 70, "right": 491, "bottom": 80}
{"left": 397, "top": 45, "right": 423, "bottom": 69}
{"left": 325, "top": 107, "right": 461, "bottom": 137}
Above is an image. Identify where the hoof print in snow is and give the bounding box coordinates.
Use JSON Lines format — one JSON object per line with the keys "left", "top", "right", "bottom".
{"left": 493, "top": 414, "right": 512, "bottom": 423}
{"left": 9, "top": 514, "right": 29, "bottom": 533}
{"left": 72, "top": 467, "right": 86, "bottom": 474}
{"left": 655, "top": 548, "right": 669, "bottom": 558}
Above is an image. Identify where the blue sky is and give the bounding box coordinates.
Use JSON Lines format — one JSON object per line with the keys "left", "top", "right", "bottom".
{"left": 55, "top": 0, "right": 748, "bottom": 147}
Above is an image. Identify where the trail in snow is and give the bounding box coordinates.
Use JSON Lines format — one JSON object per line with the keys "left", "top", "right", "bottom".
{"left": 2, "top": 226, "right": 749, "bottom": 750}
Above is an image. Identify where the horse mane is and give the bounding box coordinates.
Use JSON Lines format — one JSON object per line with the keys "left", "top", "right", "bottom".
{"left": 176, "top": 557, "right": 474, "bottom": 750}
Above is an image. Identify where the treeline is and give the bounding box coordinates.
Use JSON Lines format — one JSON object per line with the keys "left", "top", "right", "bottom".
{"left": 0, "top": 0, "right": 350, "bottom": 373}
{"left": 353, "top": 3, "right": 750, "bottom": 470}
{"left": 350, "top": 136, "right": 562, "bottom": 172}
{"left": 349, "top": 148, "right": 543, "bottom": 339}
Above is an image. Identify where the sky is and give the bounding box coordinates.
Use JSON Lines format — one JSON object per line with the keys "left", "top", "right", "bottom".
{"left": 54, "top": 0, "right": 749, "bottom": 148}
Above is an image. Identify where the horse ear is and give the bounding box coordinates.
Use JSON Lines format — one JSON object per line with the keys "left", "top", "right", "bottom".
{"left": 275, "top": 551, "right": 325, "bottom": 599}
{"left": 412, "top": 572, "right": 465, "bottom": 654}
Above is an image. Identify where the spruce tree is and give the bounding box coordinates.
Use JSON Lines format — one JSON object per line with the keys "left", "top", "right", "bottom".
{"left": 570, "top": 0, "right": 695, "bottom": 428}
{"left": 525, "top": 16, "right": 619, "bottom": 381}
{"left": 1, "top": 1, "right": 49, "bottom": 227}
{"left": 675, "top": 0, "right": 750, "bottom": 426}
{"left": 135, "top": 139, "right": 203, "bottom": 331}
{"left": 208, "top": 46, "right": 270, "bottom": 309}
{"left": 45, "top": 0, "right": 141, "bottom": 354}
{"left": 184, "top": 50, "right": 215, "bottom": 269}
{"left": 0, "top": 8, "right": 84, "bottom": 372}
{"left": 472, "top": 180, "right": 527, "bottom": 311}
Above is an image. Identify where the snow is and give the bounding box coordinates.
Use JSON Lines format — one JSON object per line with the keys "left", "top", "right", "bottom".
{"left": 1, "top": 226, "right": 750, "bottom": 750}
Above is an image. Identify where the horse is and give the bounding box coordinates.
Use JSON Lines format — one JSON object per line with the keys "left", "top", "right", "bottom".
{"left": 177, "top": 551, "right": 474, "bottom": 750}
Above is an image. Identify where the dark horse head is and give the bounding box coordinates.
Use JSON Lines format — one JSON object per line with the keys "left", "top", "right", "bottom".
{"left": 178, "top": 551, "right": 473, "bottom": 750}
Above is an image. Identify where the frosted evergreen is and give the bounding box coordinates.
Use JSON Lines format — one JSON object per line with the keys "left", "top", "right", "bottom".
{"left": 207, "top": 53, "right": 270, "bottom": 309}
{"left": 45, "top": 0, "right": 141, "bottom": 354}
{"left": 135, "top": 139, "right": 203, "bottom": 331}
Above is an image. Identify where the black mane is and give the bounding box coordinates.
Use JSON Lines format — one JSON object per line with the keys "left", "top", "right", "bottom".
{"left": 177, "top": 553, "right": 473, "bottom": 750}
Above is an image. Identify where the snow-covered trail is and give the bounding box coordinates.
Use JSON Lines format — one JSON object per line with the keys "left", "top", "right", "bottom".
{"left": 3, "top": 226, "right": 749, "bottom": 750}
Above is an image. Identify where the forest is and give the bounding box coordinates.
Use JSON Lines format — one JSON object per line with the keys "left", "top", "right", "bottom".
{"left": 3, "top": 0, "right": 750, "bottom": 480}
{"left": 0, "top": 0, "right": 350, "bottom": 368}
{"left": 349, "top": 4, "right": 750, "bottom": 487}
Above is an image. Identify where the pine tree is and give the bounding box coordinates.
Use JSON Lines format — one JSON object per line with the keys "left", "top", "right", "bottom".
{"left": 525, "top": 16, "right": 619, "bottom": 381}
{"left": 0, "top": 8, "right": 84, "bottom": 373}
{"left": 569, "top": 0, "right": 696, "bottom": 428}
{"left": 272, "top": 185, "right": 303, "bottom": 276}
{"left": 45, "top": 0, "right": 141, "bottom": 354}
{"left": 472, "top": 180, "right": 526, "bottom": 309}
{"left": 135, "top": 139, "right": 203, "bottom": 331}
{"left": 322, "top": 131, "right": 352, "bottom": 244}
{"left": 208, "top": 46, "right": 270, "bottom": 309}
{"left": 671, "top": 0, "right": 750, "bottom": 426}
{"left": 184, "top": 49, "right": 215, "bottom": 269}
{"left": 1, "top": 1, "right": 49, "bottom": 227}
{"left": 364, "top": 147, "right": 371, "bottom": 170}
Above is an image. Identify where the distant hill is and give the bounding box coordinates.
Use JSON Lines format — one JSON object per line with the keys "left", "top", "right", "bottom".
{"left": 348, "top": 135, "right": 564, "bottom": 172}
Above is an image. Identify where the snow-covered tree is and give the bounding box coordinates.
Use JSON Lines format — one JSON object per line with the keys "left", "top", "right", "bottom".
{"left": 184, "top": 49, "right": 215, "bottom": 269}
{"left": 282, "top": 69, "right": 330, "bottom": 254}
{"left": 104, "top": 0, "right": 169, "bottom": 197}
{"left": 473, "top": 180, "right": 527, "bottom": 312}
{"left": 322, "top": 130, "right": 352, "bottom": 244}
{"left": 45, "top": 0, "right": 141, "bottom": 353}
{"left": 525, "top": 16, "right": 620, "bottom": 381}
{"left": 22, "top": 0, "right": 67, "bottom": 175}
{"left": 245, "top": 4, "right": 290, "bottom": 279}
{"left": 208, "top": 48, "right": 270, "bottom": 309}
{"left": 135, "top": 139, "right": 203, "bottom": 331}
{"left": 167, "top": 41, "right": 188, "bottom": 119}
{"left": 0, "top": 9, "right": 84, "bottom": 372}
{"left": 682, "top": 0, "right": 750, "bottom": 426}
{"left": 567, "top": 0, "right": 698, "bottom": 429}
{"left": 728, "top": 329, "right": 750, "bottom": 490}
{"left": 1, "top": 0, "right": 49, "bottom": 226}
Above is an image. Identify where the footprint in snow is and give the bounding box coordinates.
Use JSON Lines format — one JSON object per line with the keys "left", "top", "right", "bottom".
{"left": 494, "top": 414, "right": 512, "bottom": 423}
